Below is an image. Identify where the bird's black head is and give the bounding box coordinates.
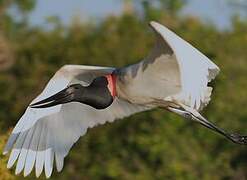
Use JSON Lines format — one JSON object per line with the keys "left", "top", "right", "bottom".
{"left": 30, "top": 76, "right": 114, "bottom": 109}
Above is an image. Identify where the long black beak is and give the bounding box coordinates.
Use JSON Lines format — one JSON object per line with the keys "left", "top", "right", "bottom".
{"left": 30, "top": 86, "right": 75, "bottom": 108}
{"left": 168, "top": 107, "right": 247, "bottom": 145}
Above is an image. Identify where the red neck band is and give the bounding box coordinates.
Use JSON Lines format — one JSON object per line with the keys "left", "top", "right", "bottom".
{"left": 105, "top": 73, "right": 117, "bottom": 98}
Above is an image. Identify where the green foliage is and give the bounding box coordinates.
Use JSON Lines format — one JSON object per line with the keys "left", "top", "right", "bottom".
{"left": 0, "top": 131, "right": 15, "bottom": 180}
{"left": 15, "top": 0, "right": 35, "bottom": 13}
{"left": 0, "top": 0, "right": 35, "bottom": 13}
{"left": 159, "top": 0, "right": 185, "bottom": 13}
{"left": 0, "top": 1, "right": 247, "bottom": 180}
{"left": 138, "top": 0, "right": 186, "bottom": 21}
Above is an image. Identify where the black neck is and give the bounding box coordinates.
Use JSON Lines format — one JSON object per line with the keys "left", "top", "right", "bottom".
{"left": 76, "top": 76, "right": 114, "bottom": 109}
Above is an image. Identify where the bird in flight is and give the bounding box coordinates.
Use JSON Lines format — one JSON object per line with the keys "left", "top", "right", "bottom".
{"left": 3, "top": 21, "right": 247, "bottom": 178}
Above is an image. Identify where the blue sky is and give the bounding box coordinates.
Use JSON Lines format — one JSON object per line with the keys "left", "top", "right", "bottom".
{"left": 27, "top": 0, "right": 246, "bottom": 29}
{"left": 29, "top": 0, "right": 122, "bottom": 25}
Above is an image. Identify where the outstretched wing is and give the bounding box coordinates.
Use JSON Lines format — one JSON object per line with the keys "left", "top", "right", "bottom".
{"left": 149, "top": 21, "right": 220, "bottom": 110}
{"left": 3, "top": 65, "right": 150, "bottom": 178}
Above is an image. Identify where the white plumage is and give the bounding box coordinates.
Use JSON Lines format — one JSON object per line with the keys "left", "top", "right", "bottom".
{"left": 150, "top": 22, "right": 219, "bottom": 109}
{"left": 4, "top": 21, "right": 245, "bottom": 178}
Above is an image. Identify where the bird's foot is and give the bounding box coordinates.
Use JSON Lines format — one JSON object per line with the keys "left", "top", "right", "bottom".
{"left": 230, "top": 133, "right": 247, "bottom": 145}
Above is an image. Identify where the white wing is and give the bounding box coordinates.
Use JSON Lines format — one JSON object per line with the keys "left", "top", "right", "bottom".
{"left": 149, "top": 21, "right": 220, "bottom": 110}
{"left": 3, "top": 65, "right": 150, "bottom": 178}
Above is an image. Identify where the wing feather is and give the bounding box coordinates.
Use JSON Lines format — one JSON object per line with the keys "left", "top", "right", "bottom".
{"left": 35, "top": 120, "right": 46, "bottom": 177}
{"left": 24, "top": 122, "right": 42, "bottom": 176}
{"left": 44, "top": 129, "right": 54, "bottom": 178}
{"left": 3, "top": 133, "right": 18, "bottom": 155}
{"left": 4, "top": 65, "right": 151, "bottom": 178}
{"left": 15, "top": 126, "right": 36, "bottom": 175}
{"left": 7, "top": 131, "right": 28, "bottom": 168}
{"left": 149, "top": 21, "right": 220, "bottom": 110}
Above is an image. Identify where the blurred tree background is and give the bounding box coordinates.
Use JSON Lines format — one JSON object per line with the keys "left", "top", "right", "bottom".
{"left": 0, "top": 0, "right": 247, "bottom": 179}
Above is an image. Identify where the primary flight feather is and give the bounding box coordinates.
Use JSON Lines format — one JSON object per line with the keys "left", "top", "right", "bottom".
{"left": 3, "top": 21, "right": 247, "bottom": 178}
